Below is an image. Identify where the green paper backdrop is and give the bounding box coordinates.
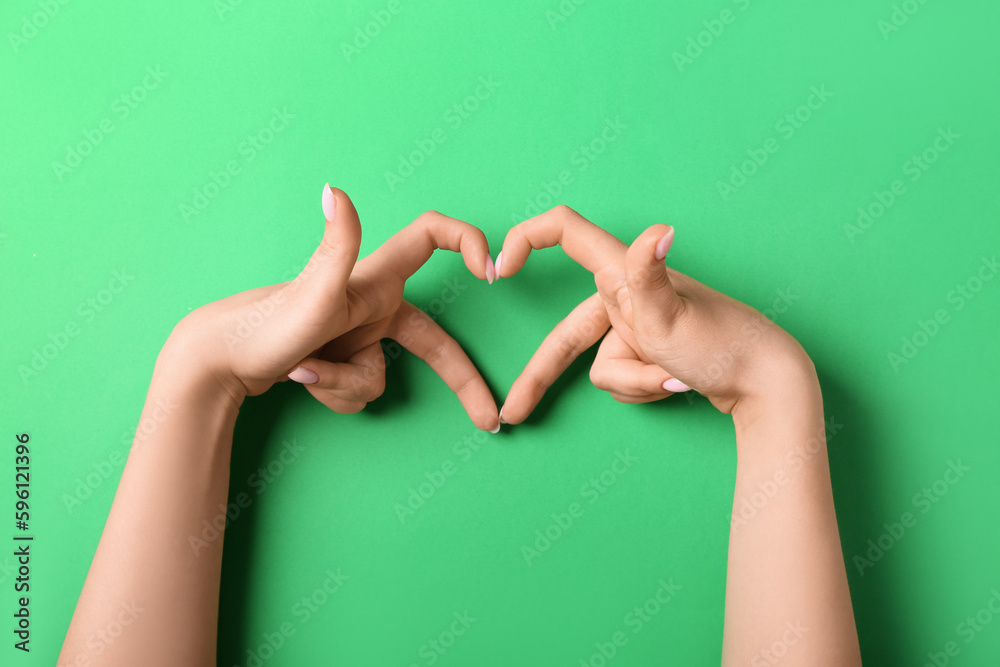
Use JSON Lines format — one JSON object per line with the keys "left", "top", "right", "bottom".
{"left": 2, "top": 0, "right": 998, "bottom": 664}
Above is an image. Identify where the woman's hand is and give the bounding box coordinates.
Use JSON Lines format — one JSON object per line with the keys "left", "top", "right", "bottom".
{"left": 496, "top": 205, "right": 813, "bottom": 422}
{"left": 164, "top": 185, "right": 501, "bottom": 431}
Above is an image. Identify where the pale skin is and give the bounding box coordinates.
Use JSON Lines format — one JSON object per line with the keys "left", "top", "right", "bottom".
{"left": 58, "top": 191, "right": 861, "bottom": 666}
{"left": 497, "top": 206, "right": 862, "bottom": 665}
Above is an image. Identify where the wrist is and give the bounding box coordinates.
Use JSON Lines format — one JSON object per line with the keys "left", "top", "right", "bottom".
{"left": 731, "top": 350, "right": 825, "bottom": 458}
{"left": 155, "top": 330, "right": 248, "bottom": 413}
{"left": 733, "top": 342, "right": 818, "bottom": 421}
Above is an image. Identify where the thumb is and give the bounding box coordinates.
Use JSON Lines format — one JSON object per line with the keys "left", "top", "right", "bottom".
{"left": 293, "top": 184, "right": 363, "bottom": 312}
{"left": 625, "top": 224, "right": 684, "bottom": 339}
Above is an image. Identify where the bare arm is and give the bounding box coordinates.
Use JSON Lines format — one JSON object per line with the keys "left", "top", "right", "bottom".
{"left": 724, "top": 361, "right": 861, "bottom": 665}
{"left": 58, "top": 187, "right": 500, "bottom": 666}
{"left": 57, "top": 348, "right": 240, "bottom": 666}
{"left": 496, "top": 206, "right": 862, "bottom": 665}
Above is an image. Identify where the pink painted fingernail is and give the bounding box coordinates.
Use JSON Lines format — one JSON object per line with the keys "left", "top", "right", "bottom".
{"left": 494, "top": 251, "right": 504, "bottom": 279}
{"left": 655, "top": 227, "right": 675, "bottom": 260}
{"left": 322, "top": 183, "right": 336, "bottom": 222}
{"left": 662, "top": 378, "right": 691, "bottom": 392}
{"left": 289, "top": 367, "right": 319, "bottom": 384}
{"left": 486, "top": 255, "right": 496, "bottom": 284}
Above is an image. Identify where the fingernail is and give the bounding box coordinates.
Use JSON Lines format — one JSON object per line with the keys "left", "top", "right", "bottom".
{"left": 499, "top": 406, "right": 507, "bottom": 424}
{"left": 289, "top": 366, "right": 320, "bottom": 384}
{"left": 489, "top": 422, "right": 501, "bottom": 434}
{"left": 494, "top": 251, "right": 503, "bottom": 280}
{"left": 662, "top": 378, "right": 691, "bottom": 392}
{"left": 486, "top": 255, "right": 496, "bottom": 284}
{"left": 654, "top": 227, "right": 675, "bottom": 260}
{"left": 322, "top": 183, "right": 336, "bottom": 222}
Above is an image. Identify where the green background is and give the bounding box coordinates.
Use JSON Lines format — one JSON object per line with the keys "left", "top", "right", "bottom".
{"left": 2, "top": 0, "right": 999, "bottom": 664}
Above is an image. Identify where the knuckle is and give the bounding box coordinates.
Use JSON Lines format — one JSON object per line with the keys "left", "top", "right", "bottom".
{"left": 555, "top": 335, "right": 580, "bottom": 362}
{"left": 624, "top": 255, "right": 651, "bottom": 284}
{"left": 507, "top": 226, "right": 527, "bottom": 248}
{"left": 529, "top": 374, "right": 551, "bottom": 394}
{"left": 453, "top": 375, "right": 480, "bottom": 399}
{"left": 411, "top": 210, "right": 440, "bottom": 231}
{"left": 595, "top": 272, "right": 624, "bottom": 301}
{"left": 589, "top": 365, "right": 608, "bottom": 390}
{"left": 614, "top": 283, "right": 631, "bottom": 308}
{"left": 648, "top": 267, "right": 673, "bottom": 292}
{"left": 368, "top": 375, "right": 386, "bottom": 401}
{"left": 317, "top": 231, "right": 350, "bottom": 256}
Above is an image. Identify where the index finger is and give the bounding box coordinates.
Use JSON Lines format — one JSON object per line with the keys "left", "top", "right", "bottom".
{"left": 359, "top": 210, "right": 494, "bottom": 284}
{"left": 497, "top": 205, "right": 628, "bottom": 279}
{"left": 501, "top": 293, "right": 610, "bottom": 425}
{"left": 387, "top": 300, "right": 500, "bottom": 432}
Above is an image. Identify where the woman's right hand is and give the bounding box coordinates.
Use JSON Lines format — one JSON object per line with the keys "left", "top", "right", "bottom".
{"left": 165, "top": 185, "right": 501, "bottom": 431}
{"left": 496, "top": 206, "right": 815, "bottom": 422}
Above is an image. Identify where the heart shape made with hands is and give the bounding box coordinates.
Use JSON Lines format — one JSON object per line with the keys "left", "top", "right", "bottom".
{"left": 275, "top": 185, "right": 783, "bottom": 433}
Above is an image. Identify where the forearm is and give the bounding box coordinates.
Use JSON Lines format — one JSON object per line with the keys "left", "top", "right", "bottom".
{"left": 59, "top": 342, "right": 242, "bottom": 667}
{"left": 721, "top": 362, "right": 861, "bottom": 666}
